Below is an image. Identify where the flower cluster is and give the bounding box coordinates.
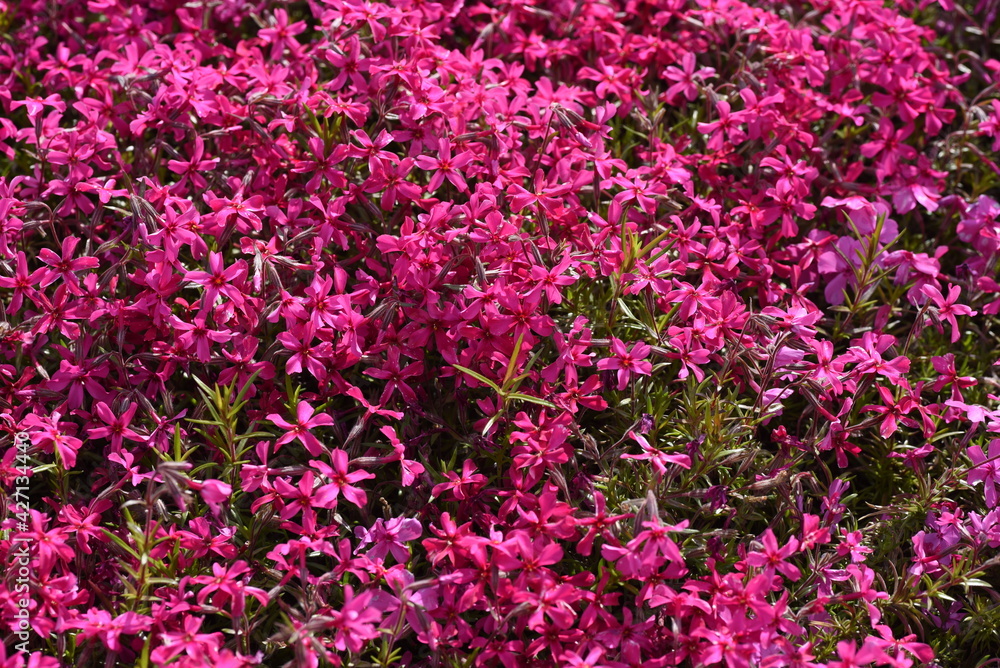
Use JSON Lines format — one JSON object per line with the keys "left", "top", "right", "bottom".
{"left": 2, "top": 0, "right": 1000, "bottom": 665}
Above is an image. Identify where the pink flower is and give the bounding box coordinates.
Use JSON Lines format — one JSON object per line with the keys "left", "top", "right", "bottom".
{"left": 577, "top": 491, "right": 633, "bottom": 556}
{"left": 364, "top": 347, "right": 423, "bottom": 404}
{"left": 968, "top": 439, "right": 1000, "bottom": 507}
{"left": 662, "top": 52, "right": 715, "bottom": 102}
{"left": 188, "top": 478, "right": 232, "bottom": 515}
{"left": 431, "top": 459, "right": 487, "bottom": 501}
{"left": 192, "top": 561, "right": 268, "bottom": 617}
{"left": 0, "top": 251, "right": 43, "bottom": 313}
{"left": 272, "top": 471, "right": 338, "bottom": 519}
{"left": 862, "top": 386, "right": 917, "bottom": 438}
{"left": 150, "top": 616, "right": 223, "bottom": 664}
{"left": 22, "top": 412, "right": 84, "bottom": 469}
{"left": 267, "top": 401, "right": 335, "bottom": 456}
{"left": 846, "top": 564, "right": 890, "bottom": 625}
{"left": 560, "top": 648, "right": 614, "bottom": 668}
{"left": 62, "top": 609, "right": 151, "bottom": 653}
{"left": 621, "top": 430, "right": 691, "bottom": 476}
{"left": 697, "top": 100, "right": 748, "bottom": 150}
{"left": 507, "top": 169, "right": 575, "bottom": 214}
{"left": 184, "top": 251, "right": 248, "bottom": 308}
{"left": 258, "top": 8, "right": 306, "bottom": 59}
{"left": 276, "top": 322, "right": 332, "bottom": 381}
{"left": 597, "top": 338, "right": 653, "bottom": 390}
{"left": 746, "top": 528, "right": 801, "bottom": 580}
{"left": 37, "top": 236, "right": 99, "bottom": 295}
{"left": 310, "top": 449, "right": 375, "bottom": 508}
{"left": 860, "top": 121, "right": 916, "bottom": 178}
{"left": 170, "top": 314, "right": 234, "bottom": 363}
{"left": 378, "top": 425, "right": 425, "bottom": 487}
{"left": 869, "top": 624, "right": 934, "bottom": 664}
{"left": 921, "top": 284, "right": 976, "bottom": 343}
{"left": 528, "top": 253, "right": 578, "bottom": 304}
{"left": 329, "top": 586, "right": 382, "bottom": 652}
{"left": 665, "top": 330, "right": 711, "bottom": 382}
{"left": 354, "top": 517, "right": 422, "bottom": 563}
{"left": 87, "top": 401, "right": 144, "bottom": 451}
{"left": 57, "top": 501, "right": 110, "bottom": 555}
{"left": 10, "top": 93, "right": 65, "bottom": 123}
{"left": 206, "top": 188, "right": 265, "bottom": 233}
{"left": 414, "top": 138, "right": 475, "bottom": 192}
{"left": 828, "top": 639, "right": 884, "bottom": 668}
{"left": 166, "top": 136, "right": 218, "bottom": 192}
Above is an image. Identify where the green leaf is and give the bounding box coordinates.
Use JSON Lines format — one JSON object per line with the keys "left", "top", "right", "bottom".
{"left": 482, "top": 412, "right": 502, "bottom": 437}
{"left": 453, "top": 364, "right": 502, "bottom": 393}
{"left": 101, "top": 528, "right": 141, "bottom": 561}
{"left": 138, "top": 634, "right": 152, "bottom": 668}
{"left": 502, "top": 332, "right": 525, "bottom": 391}
{"left": 506, "top": 392, "right": 556, "bottom": 408}
{"left": 233, "top": 368, "right": 262, "bottom": 407}
{"left": 234, "top": 431, "right": 274, "bottom": 442}
{"left": 965, "top": 578, "right": 993, "bottom": 589}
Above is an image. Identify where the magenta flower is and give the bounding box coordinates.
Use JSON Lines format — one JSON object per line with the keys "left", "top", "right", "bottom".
{"left": 107, "top": 450, "right": 153, "bottom": 487}
{"left": 847, "top": 564, "right": 890, "bottom": 624}
{"left": 870, "top": 624, "right": 934, "bottom": 664}
{"left": 294, "top": 137, "right": 349, "bottom": 193}
{"left": 310, "top": 449, "right": 375, "bottom": 508}
{"left": 860, "top": 121, "right": 917, "bottom": 178}
{"left": 378, "top": 425, "right": 425, "bottom": 486}
{"left": 921, "top": 283, "right": 977, "bottom": 343}
{"left": 150, "top": 616, "right": 223, "bottom": 664}
{"left": 528, "top": 253, "right": 578, "bottom": 304}
{"left": 184, "top": 251, "right": 248, "bottom": 308}
{"left": 697, "top": 100, "right": 748, "bottom": 151}
{"left": 329, "top": 586, "right": 381, "bottom": 653}
{"left": 0, "top": 251, "right": 43, "bottom": 313}
{"left": 597, "top": 338, "right": 653, "bottom": 390}
{"left": 829, "top": 639, "right": 883, "bottom": 668}
{"left": 364, "top": 347, "right": 423, "bottom": 404}
{"left": 276, "top": 322, "right": 332, "bottom": 380}
{"left": 746, "top": 528, "right": 801, "bottom": 581}
{"left": 166, "top": 136, "right": 218, "bottom": 192}
{"left": 968, "top": 439, "right": 1000, "bottom": 507}
{"left": 170, "top": 314, "right": 234, "bottom": 363}
{"left": 22, "top": 411, "right": 84, "bottom": 468}
{"left": 62, "top": 609, "right": 151, "bottom": 653}
{"left": 258, "top": 8, "right": 306, "bottom": 59}
{"left": 621, "top": 430, "right": 691, "bottom": 477}
{"left": 560, "top": 648, "right": 613, "bottom": 668}
{"left": 10, "top": 93, "right": 65, "bottom": 123}
{"left": 414, "top": 138, "right": 475, "bottom": 192}
{"left": 577, "top": 491, "right": 633, "bottom": 556}
{"left": 206, "top": 188, "right": 265, "bottom": 233}
{"left": 37, "top": 236, "right": 99, "bottom": 295}
{"left": 862, "top": 386, "right": 916, "bottom": 438}
{"left": 87, "top": 401, "right": 145, "bottom": 451}
{"left": 431, "top": 459, "right": 487, "bottom": 501}
{"left": 930, "top": 353, "right": 976, "bottom": 396}
{"left": 192, "top": 560, "right": 268, "bottom": 617}
{"left": 188, "top": 478, "right": 232, "bottom": 516}
{"left": 662, "top": 52, "right": 715, "bottom": 102}
{"left": 57, "top": 501, "right": 110, "bottom": 555}
{"left": 267, "top": 401, "right": 335, "bottom": 456}
{"left": 0, "top": 1, "right": 991, "bottom": 663}
{"left": 665, "top": 330, "right": 711, "bottom": 382}
{"left": 354, "top": 517, "right": 422, "bottom": 562}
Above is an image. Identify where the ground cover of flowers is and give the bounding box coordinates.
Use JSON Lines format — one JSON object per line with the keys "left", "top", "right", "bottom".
{"left": 5, "top": 0, "right": 1000, "bottom": 665}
